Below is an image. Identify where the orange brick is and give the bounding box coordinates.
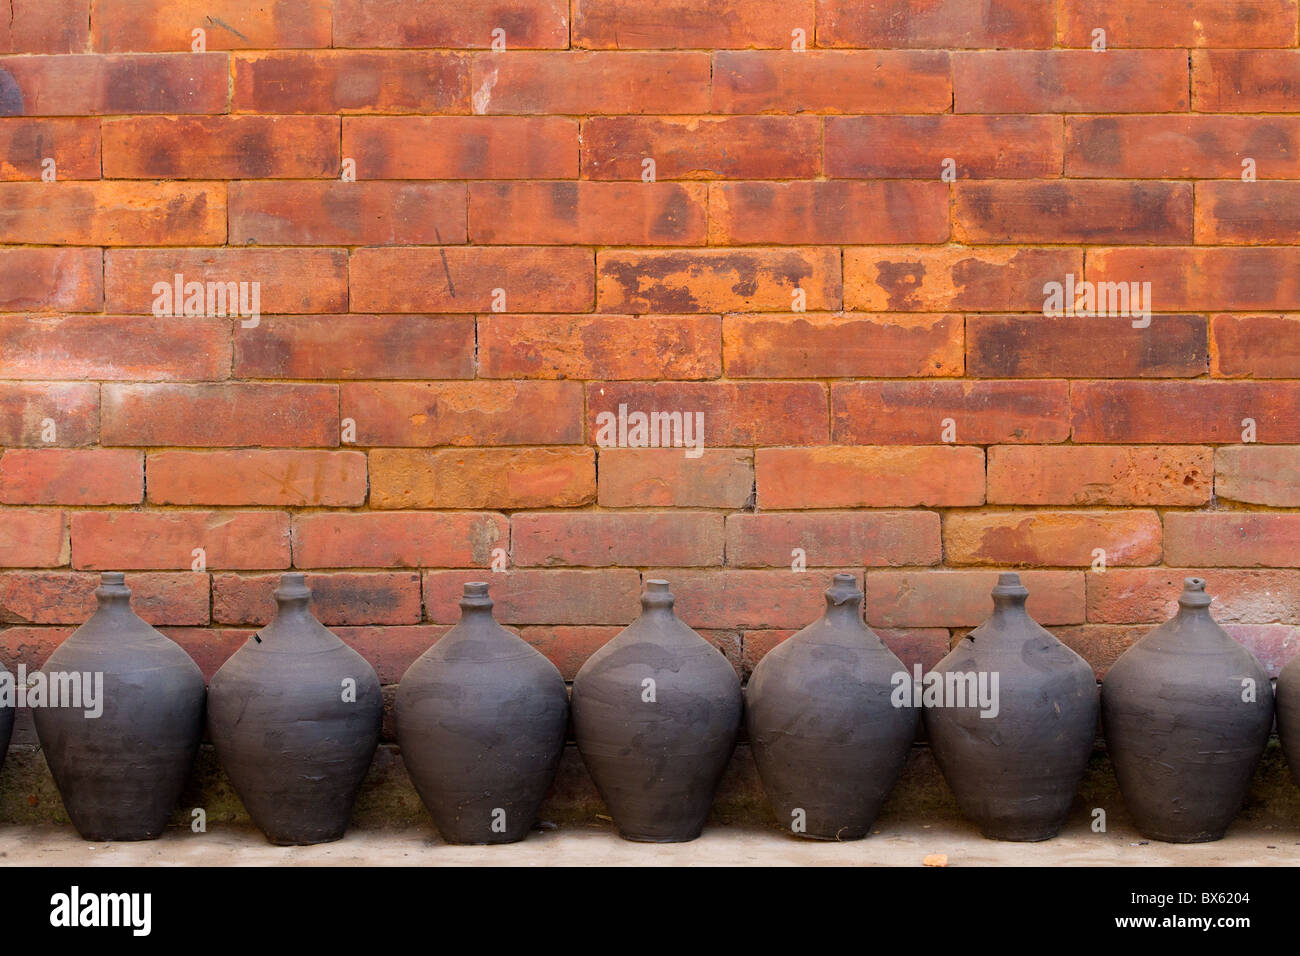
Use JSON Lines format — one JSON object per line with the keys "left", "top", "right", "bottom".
{"left": 1196, "top": 182, "right": 1300, "bottom": 243}
{"left": 1059, "top": 0, "right": 1298, "bottom": 47}
{"left": 102, "top": 383, "right": 339, "bottom": 447}
{"left": 103, "top": 116, "right": 339, "bottom": 179}
{"left": 292, "top": 512, "right": 508, "bottom": 569}
{"left": 1071, "top": 381, "right": 1300, "bottom": 443}
{"left": 987, "top": 445, "right": 1213, "bottom": 506}
{"left": 724, "top": 313, "right": 962, "bottom": 378}
{"left": 93, "top": 0, "right": 332, "bottom": 50}
{"left": 711, "top": 51, "right": 950, "bottom": 113}
{"left": 832, "top": 381, "right": 1070, "bottom": 444}
{"left": 512, "top": 512, "right": 725, "bottom": 567}
{"left": 0, "top": 571, "right": 208, "bottom": 626}
{"left": 866, "top": 569, "right": 1085, "bottom": 627}
{"left": 725, "top": 511, "right": 940, "bottom": 568}
{"left": 1212, "top": 314, "right": 1300, "bottom": 378}
{"left": 0, "top": 0, "right": 90, "bottom": 53}
{"left": 70, "top": 511, "right": 289, "bottom": 570}
{"left": 955, "top": 51, "right": 1189, "bottom": 113}
{"left": 827, "top": 115, "right": 1063, "bottom": 179}
{"left": 944, "top": 510, "right": 1162, "bottom": 567}
{"left": 521, "top": 626, "right": 621, "bottom": 680}
{"left": 1193, "top": 50, "right": 1300, "bottom": 111}
{"left": 0, "top": 314, "right": 230, "bottom": 381}
{"left": 573, "top": 0, "right": 812, "bottom": 48}
{"left": 230, "top": 181, "right": 466, "bottom": 246}
{"left": 756, "top": 446, "right": 985, "bottom": 509}
{"left": 955, "top": 181, "right": 1192, "bottom": 244}
{"left": 0, "top": 118, "right": 99, "bottom": 180}
{"left": 333, "top": 625, "right": 449, "bottom": 684}
{"left": 645, "top": 569, "right": 861, "bottom": 630}
{"left": 0, "top": 181, "right": 224, "bottom": 245}
{"left": 709, "top": 181, "right": 949, "bottom": 244}
{"left": 0, "top": 383, "right": 98, "bottom": 447}
{"left": 0, "top": 449, "right": 142, "bottom": 505}
{"left": 470, "top": 182, "right": 706, "bottom": 245}
{"left": 147, "top": 450, "right": 367, "bottom": 506}
{"left": 333, "top": 0, "right": 570, "bottom": 48}
{"left": 370, "top": 448, "right": 595, "bottom": 509}
{"left": 1065, "top": 116, "right": 1300, "bottom": 179}
{"left": 818, "top": 0, "right": 1054, "bottom": 47}
{"left": 0, "top": 510, "right": 67, "bottom": 567}
{"left": 1088, "top": 247, "right": 1300, "bottom": 312}
{"left": 597, "top": 448, "right": 753, "bottom": 509}
{"left": 1164, "top": 513, "right": 1300, "bottom": 568}
{"left": 343, "top": 116, "right": 577, "bottom": 178}
{"left": 1087, "top": 568, "right": 1300, "bottom": 624}
{"left": 0, "top": 248, "right": 101, "bottom": 312}
{"left": 214, "top": 572, "right": 421, "bottom": 626}
{"left": 471, "top": 52, "right": 710, "bottom": 113}
{"left": 162, "top": 629, "right": 252, "bottom": 681}
{"left": 423, "top": 568, "right": 640, "bottom": 624}
{"left": 233, "top": 51, "right": 469, "bottom": 113}
{"left": 581, "top": 116, "right": 819, "bottom": 180}
{"left": 0, "top": 53, "right": 227, "bottom": 115}
{"left": 1216, "top": 446, "right": 1300, "bottom": 507}
{"left": 966, "top": 314, "right": 1208, "bottom": 378}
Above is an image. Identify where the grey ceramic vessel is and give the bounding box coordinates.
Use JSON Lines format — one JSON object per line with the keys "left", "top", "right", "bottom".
{"left": 1276, "top": 649, "right": 1300, "bottom": 794}
{"left": 0, "top": 657, "right": 13, "bottom": 776}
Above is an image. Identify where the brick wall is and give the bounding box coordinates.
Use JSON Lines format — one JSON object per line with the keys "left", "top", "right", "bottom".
{"left": 3, "top": 0, "right": 1300, "bottom": 719}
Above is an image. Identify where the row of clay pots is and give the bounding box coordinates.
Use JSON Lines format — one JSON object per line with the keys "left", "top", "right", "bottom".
{"left": 3, "top": 570, "right": 1290, "bottom": 845}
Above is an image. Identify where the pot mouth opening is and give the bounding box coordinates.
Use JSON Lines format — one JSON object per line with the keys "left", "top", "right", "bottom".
{"left": 1179, "top": 577, "right": 1213, "bottom": 608}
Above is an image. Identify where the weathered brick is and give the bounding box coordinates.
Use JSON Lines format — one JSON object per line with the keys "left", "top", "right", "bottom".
{"left": 0, "top": 181, "right": 224, "bottom": 245}
{"left": 1196, "top": 182, "right": 1300, "bottom": 244}
{"left": 214, "top": 572, "right": 421, "bottom": 626}
{"left": 597, "top": 448, "right": 753, "bottom": 509}
{"left": 724, "top": 313, "right": 962, "bottom": 378}
{"left": 1212, "top": 314, "right": 1300, "bottom": 378}
{"left": 0, "top": 383, "right": 98, "bottom": 447}
{"left": 832, "top": 381, "right": 1070, "bottom": 444}
{"left": 0, "top": 449, "right": 141, "bottom": 505}
{"left": 0, "top": 0, "right": 90, "bottom": 53}
{"left": 147, "top": 450, "right": 367, "bottom": 506}
{"left": 588, "top": 382, "right": 827, "bottom": 446}
{"left": 370, "top": 448, "right": 595, "bottom": 509}
{"left": 1164, "top": 513, "right": 1300, "bottom": 568}
{"left": 0, "top": 53, "right": 228, "bottom": 115}
{"left": 955, "top": 182, "right": 1192, "bottom": 244}
{"left": 230, "top": 181, "right": 467, "bottom": 246}
{"left": 520, "top": 625, "right": 621, "bottom": 680}
{"left": 756, "top": 446, "right": 985, "bottom": 509}
{"left": 1087, "top": 247, "right": 1300, "bottom": 311}
{"left": 1065, "top": 116, "right": 1300, "bottom": 179}
{"left": 423, "top": 568, "right": 640, "bottom": 624}
{"left": 709, "top": 181, "right": 949, "bottom": 245}
{"left": 1087, "top": 568, "right": 1300, "bottom": 624}
{"left": 1216, "top": 446, "right": 1300, "bottom": 506}
{"left": 598, "top": 248, "right": 840, "bottom": 313}
{"left": 581, "top": 116, "right": 819, "bottom": 180}
{"left": 101, "top": 383, "right": 339, "bottom": 447}
{"left": 987, "top": 445, "right": 1213, "bottom": 506}
{"left": 0, "top": 248, "right": 101, "bottom": 312}
{"left": 93, "top": 0, "right": 332, "bottom": 50}
{"left": 343, "top": 116, "right": 578, "bottom": 179}
{"left": 0, "top": 511, "right": 67, "bottom": 568}
{"left": 1193, "top": 50, "right": 1300, "bottom": 111}
{"left": 470, "top": 182, "right": 706, "bottom": 245}
{"left": 1053, "top": 625, "right": 1148, "bottom": 680}
{"left": 351, "top": 246, "right": 594, "bottom": 313}
{"left": 102, "top": 115, "right": 338, "bottom": 179}
{"left": 642, "top": 569, "right": 858, "bottom": 630}
{"left": 0, "top": 626, "right": 69, "bottom": 672}
{"left": 292, "top": 512, "right": 508, "bottom": 569}
{"left": 162, "top": 629, "right": 252, "bottom": 682}
{"left": 818, "top": 0, "right": 1054, "bottom": 47}
{"left": 954, "top": 51, "right": 1189, "bottom": 113}
{"left": 333, "top": 625, "right": 449, "bottom": 684}
{"left": 827, "top": 115, "right": 1062, "bottom": 179}
{"left": 1059, "top": 0, "right": 1299, "bottom": 48}
{"left": 1224, "top": 624, "right": 1300, "bottom": 679}
{"left": 743, "top": 627, "right": 950, "bottom": 677}
{"left": 966, "top": 314, "right": 1208, "bottom": 378}
{"left": 70, "top": 511, "right": 289, "bottom": 570}
{"left": 844, "top": 246, "right": 1082, "bottom": 312}
{"left": 0, "top": 571, "right": 208, "bottom": 626}
{"left": 334, "top": 0, "right": 570, "bottom": 48}
{"left": 478, "top": 314, "right": 720, "bottom": 380}
{"left": 1071, "top": 381, "right": 1300, "bottom": 443}
{"left": 711, "top": 51, "right": 950, "bottom": 113}
{"left": 512, "top": 512, "right": 725, "bottom": 567}
{"left": 0, "top": 117, "right": 99, "bottom": 180}
{"left": 472, "top": 52, "right": 710, "bottom": 114}
{"left": 725, "top": 512, "right": 940, "bottom": 568}
{"left": 866, "top": 569, "right": 1085, "bottom": 627}
{"left": 944, "top": 510, "right": 1163, "bottom": 567}
{"left": 233, "top": 51, "right": 469, "bottom": 114}
{"left": 573, "top": 0, "right": 812, "bottom": 48}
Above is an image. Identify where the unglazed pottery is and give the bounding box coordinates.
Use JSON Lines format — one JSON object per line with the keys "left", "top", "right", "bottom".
{"left": 1103, "top": 577, "right": 1273, "bottom": 843}
{"left": 33, "top": 572, "right": 205, "bottom": 841}
{"left": 396, "top": 581, "right": 568, "bottom": 844}
{"left": 207, "top": 573, "right": 382, "bottom": 845}
{"left": 0, "top": 657, "right": 13, "bottom": 775}
{"left": 924, "top": 573, "right": 1098, "bottom": 842}
{"left": 571, "top": 579, "right": 742, "bottom": 842}
{"left": 1276, "top": 647, "right": 1300, "bottom": 793}
{"left": 746, "top": 573, "right": 916, "bottom": 840}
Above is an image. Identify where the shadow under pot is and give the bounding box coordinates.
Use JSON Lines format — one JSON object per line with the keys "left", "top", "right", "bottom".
{"left": 571, "top": 579, "right": 742, "bottom": 843}
{"left": 746, "top": 573, "right": 917, "bottom": 840}
{"left": 33, "top": 572, "right": 205, "bottom": 841}
{"left": 923, "top": 573, "right": 1098, "bottom": 842}
{"left": 207, "top": 573, "right": 382, "bottom": 846}
{"left": 1102, "top": 577, "right": 1273, "bottom": 843}
{"left": 395, "top": 581, "right": 568, "bottom": 844}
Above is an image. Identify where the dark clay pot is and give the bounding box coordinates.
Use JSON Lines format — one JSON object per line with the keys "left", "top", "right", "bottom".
{"left": 33, "top": 572, "right": 205, "bottom": 841}
{"left": 207, "top": 573, "right": 381, "bottom": 846}
{"left": 0, "top": 657, "right": 14, "bottom": 776}
{"left": 746, "top": 573, "right": 917, "bottom": 840}
{"left": 923, "top": 573, "right": 1098, "bottom": 842}
{"left": 1103, "top": 577, "right": 1273, "bottom": 843}
{"left": 571, "top": 579, "right": 742, "bottom": 842}
{"left": 1275, "top": 647, "right": 1300, "bottom": 793}
{"left": 395, "top": 581, "right": 568, "bottom": 844}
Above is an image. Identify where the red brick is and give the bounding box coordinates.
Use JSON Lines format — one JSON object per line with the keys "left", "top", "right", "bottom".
{"left": 0, "top": 314, "right": 230, "bottom": 381}
{"left": 0, "top": 571, "right": 208, "bottom": 626}
{"left": 0, "top": 118, "right": 99, "bottom": 180}
{"left": 756, "top": 446, "right": 985, "bottom": 509}
{"left": 147, "top": 450, "right": 367, "bottom": 506}
{"left": 597, "top": 448, "right": 753, "bottom": 509}
{"left": 1065, "top": 116, "right": 1300, "bottom": 179}
{"left": 711, "top": 51, "right": 950, "bottom": 113}
{"left": 513, "top": 512, "right": 724, "bottom": 567}
{"left": 588, "top": 382, "right": 827, "bottom": 447}
{"left": 724, "top": 313, "right": 961, "bottom": 379}
{"left": 954, "top": 51, "right": 1189, "bottom": 113}
{"left": 1164, "top": 513, "right": 1300, "bottom": 568}
{"left": 726, "top": 512, "right": 940, "bottom": 568}
{"left": 93, "top": 0, "right": 332, "bottom": 50}
{"left": 423, "top": 569, "right": 640, "bottom": 624}
{"left": 827, "top": 115, "right": 1062, "bottom": 179}
{"left": 520, "top": 625, "right": 621, "bottom": 680}
{"left": 0, "top": 248, "right": 101, "bottom": 312}
{"left": 343, "top": 116, "right": 577, "bottom": 179}
{"left": 342, "top": 381, "right": 583, "bottom": 446}
{"left": 644, "top": 569, "right": 859, "bottom": 630}
{"left": 230, "top": 181, "right": 467, "bottom": 246}
{"left": 1193, "top": 50, "right": 1300, "bottom": 111}
{"left": 598, "top": 248, "right": 840, "bottom": 313}
{"left": 334, "top": 0, "right": 570, "bottom": 48}
{"left": 1087, "top": 568, "right": 1300, "bottom": 624}
{"left": 818, "top": 0, "right": 1054, "bottom": 47}
{"left": 334, "top": 625, "right": 449, "bottom": 684}
{"left": 1196, "top": 182, "right": 1300, "bottom": 244}
{"left": 581, "top": 116, "right": 819, "bottom": 180}
{"left": 478, "top": 314, "right": 720, "bottom": 380}
{"left": 1087, "top": 248, "right": 1300, "bottom": 312}
{"left": 945, "top": 510, "right": 1162, "bottom": 567}
{"left": 1216, "top": 446, "right": 1300, "bottom": 506}
{"left": 105, "top": 248, "right": 348, "bottom": 314}
{"left": 709, "top": 181, "right": 949, "bottom": 245}
{"left": 0, "top": 383, "right": 98, "bottom": 447}
{"left": 0, "top": 511, "right": 67, "bottom": 568}
{"left": 1060, "top": 0, "right": 1298, "bottom": 47}
{"left": 1212, "top": 314, "right": 1300, "bottom": 378}
{"left": 987, "top": 445, "right": 1213, "bottom": 506}
{"left": 867, "top": 569, "right": 1085, "bottom": 627}
{"left": 0, "top": 53, "right": 228, "bottom": 115}
{"left": 0, "top": 626, "right": 69, "bottom": 671}
{"left": 1224, "top": 624, "right": 1300, "bottom": 679}
{"left": 832, "top": 381, "right": 1070, "bottom": 444}
{"left": 292, "top": 512, "right": 508, "bottom": 569}
{"left": 232, "top": 51, "right": 469, "bottom": 114}
{"left": 955, "top": 182, "right": 1192, "bottom": 244}
{"left": 102, "top": 383, "right": 339, "bottom": 447}
{"left": 573, "top": 0, "right": 812, "bottom": 48}
{"left": 351, "top": 246, "right": 594, "bottom": 313}
{"left": 235, "top": 315, "right": 476, "bottom": 381}
{"left": 0, "top": 449, "right": 141, "bottom": 505}
{"left": 1054, "top": 625, "right": 1147, "bottom": 680}
{"left": 743, "top": 627, "right": 949, "bottom": 677}
{"left": 370, "top": 448, "right": 595, "bottom": 509}
{"left": 214, "top": 572, "right": 421, "bottom": 626}
{"left": 1071, "top": 381, "right": 1300, "bottom": 443}
{"left": 71, "top": 511, "right": 289, "bottom": 570}
{"left": 844, "top": 246, "right": 1082, "bottom": 312}
{"left": 470, "top": 182, "right": 706, "bottom": 245}
{"left": 966, "top": 314, "right": 1208, "bottom": 378}
{"left": 472, "top": 52, "right": 709, "bottom": 114}
{"left": 0, "top": 181, "right": 224, "bottom": 245}
{"left": 102, "top": 116, "right": 339, "bottom": 179}
{"left": 162, "top": 629, "right": 253, "bottom": 682}
{"left": 0, "top": 0, "right": 90, "bottom": 53}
